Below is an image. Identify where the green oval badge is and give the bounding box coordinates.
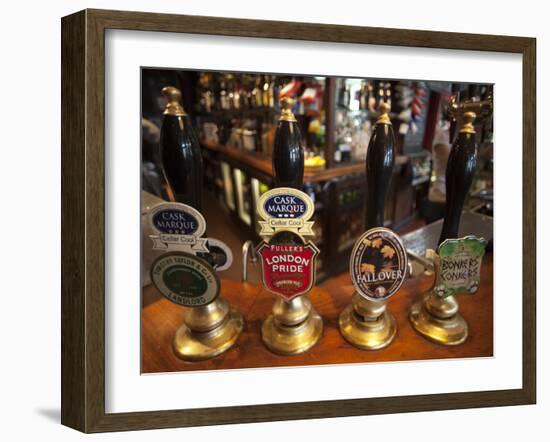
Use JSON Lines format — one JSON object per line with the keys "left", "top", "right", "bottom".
{"left": 151, "top": 252, "right": 219, "bottom": 307}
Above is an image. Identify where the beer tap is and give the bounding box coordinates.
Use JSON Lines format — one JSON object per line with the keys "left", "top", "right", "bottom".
{"left": 149, "top": 86, "right": 243, "bottom": 361}
{"left": 255, "top": 98, "right": 323, "bottom": 355}
{"left": 409, "top": 111, "right": 487, "bottom": 345}
{"left": 159, "top": 86, "right": 203, "bottom": 209}
{"left": 339, "top": 102, "right": 408, "bottom": 350}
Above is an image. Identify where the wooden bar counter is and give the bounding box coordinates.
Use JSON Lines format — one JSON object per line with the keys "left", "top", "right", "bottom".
{"left": 142, "top": 254, "right": 493, "bottom": 373}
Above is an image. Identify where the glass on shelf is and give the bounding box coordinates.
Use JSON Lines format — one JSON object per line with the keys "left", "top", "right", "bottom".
{"left": 233, "top": 168, "right": 252, "bottom": 225}
{"left": 251, "top": 178, "right": 270, "bottom": 235}
{"left": 334, "top": 77, "right": 393, "bottom": 164}
{"left": 220, "top": 162, "right": 235, "bottom": 210}
{"left": 334, "top": 110, "right": 371, "bottom": 164}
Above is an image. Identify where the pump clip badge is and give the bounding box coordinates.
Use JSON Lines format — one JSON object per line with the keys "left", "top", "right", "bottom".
{"left": 257, "top": 233, "right": 319, "bottom": 301}
{"left": 151, "top": 252, "right": 220, "bottom": 307}
{"left": 350, "top": 227, "right": 408, "bottom": 301}
{"left": 434, "top": 235, "right": 487, "bottom": 298}
{"left": 257, "top": 188, "right": 315, "bottom": 237}
{"left": 148, "top": 202, "right": 209, "bottom": 254}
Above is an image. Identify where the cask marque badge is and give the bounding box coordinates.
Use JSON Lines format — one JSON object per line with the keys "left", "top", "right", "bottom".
{"left": 257, "top": 232, "right": 319, "bottom": 301}
{"left": 434, "top": 235, "right": 487, "bottom": 298}
{"left": 150, "top": 252, "right": 220, "bottom": 307}
{"left": 148, "top": 202, "right": 209, "bottom": 253}
{"left": 350, "top": 227, "right": 408, "bottom": 301}
{"left": 257, "top": 187, "right": 315, "bottom": 237}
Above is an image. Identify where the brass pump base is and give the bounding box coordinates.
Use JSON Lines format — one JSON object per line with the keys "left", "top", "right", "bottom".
{"left": 262, "top": 296, "right": 323, "bottom": 355}
{"left": 173, "top": 297, "right": 243, "bottom": 361}
{"left": 339, "top": 293, "right": 396, "bottom": 350}
{"left": 409, "top": 291, "right": 468, "bottom": 346}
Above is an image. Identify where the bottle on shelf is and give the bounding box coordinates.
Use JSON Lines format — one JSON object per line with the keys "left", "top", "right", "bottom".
{"left": 359, "top": 80, "right": 368, "bottom": 110}
{"left": 219, "top": 78, "right": 230, "bottom": 110}
{"left": 338, "top": 79, "right": 351, "bottom": 109}
{"left": 262, "top": 75, "right": 272, "bottom": 108}
{"left": 198, "top": 73, "right": 215, "bottom": 113}
{"left": 335, "top": 121, "right": 353, "bottom": 164}
{"left": 252, "top": 76, "right": 263, "bottom": 108}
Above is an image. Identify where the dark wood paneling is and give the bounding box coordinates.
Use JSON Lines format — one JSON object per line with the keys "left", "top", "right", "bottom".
{"left": 61, "top": 9, "right": 107, "bottom": 432}
{"left": 86, "top": 8, "right": 532, "bottom": 53}
{"left": 85, "top": 9, "right": 108, "bottom": 433}
{"left": 61, "top": 10, "right": 86, "bottom": 431}
{"left": 522, "top": 37, "right": 537, "bottom": 403}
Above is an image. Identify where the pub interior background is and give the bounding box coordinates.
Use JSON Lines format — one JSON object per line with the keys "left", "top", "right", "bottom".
{"left": 141, "top": 68, "right": 493, "bottom": 287}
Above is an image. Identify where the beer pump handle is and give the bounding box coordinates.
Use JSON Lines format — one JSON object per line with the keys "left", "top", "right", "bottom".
{"left": 438, "top": 111, "right": 478, "bottom": 246}
{"left": 160, "top": 86, "right": 202, "bottom": 210}
{"left": 365, "top": 101, "right": 395, "bottom": 230}
{"left": 272, "top": 98, "right": 304, "bottom": 189}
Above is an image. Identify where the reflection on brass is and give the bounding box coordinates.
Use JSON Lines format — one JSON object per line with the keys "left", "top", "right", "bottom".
{"left": 449, "top": 95, "right": 492, "bottom": 122}
{"left": 172, "top": 298, "right": 243, "bottom": 361}
{"left": 407, "top": 249, "right": 435, "bottom": 276}
{"left": 241, "top": 240, "right": 258, "bottom": 282}
{"left": 339, "top": 293, "right": 396, "bottom": 350}
{"left": 409, "top": 292, "right": 468, "bottom": 346}
{"left": 162, "top": 86, "right": 186, "bottom": 116}
{"left": 459, "top": 111, "right": 477, "bottom": 134}
{"left": 279, "top": 97, "right": 297, "bottom": 122}
{"left": 375, "top": 101, "right": 392, "bottom": 125}
{"left": 409, "top": 259, "right": 468, "bottom": 346}
{"left": 261, "top": 295, "right": 323, "bottom": 355}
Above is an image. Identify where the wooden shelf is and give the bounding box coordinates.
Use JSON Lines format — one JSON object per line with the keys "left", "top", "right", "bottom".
{"left": 202, "top": 140, "right": 365, "bottom": 183}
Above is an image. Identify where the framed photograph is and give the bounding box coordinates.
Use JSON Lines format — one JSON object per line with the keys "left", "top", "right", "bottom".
{"left": 61, "top": 9, "right": 536, "bottom": 432}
